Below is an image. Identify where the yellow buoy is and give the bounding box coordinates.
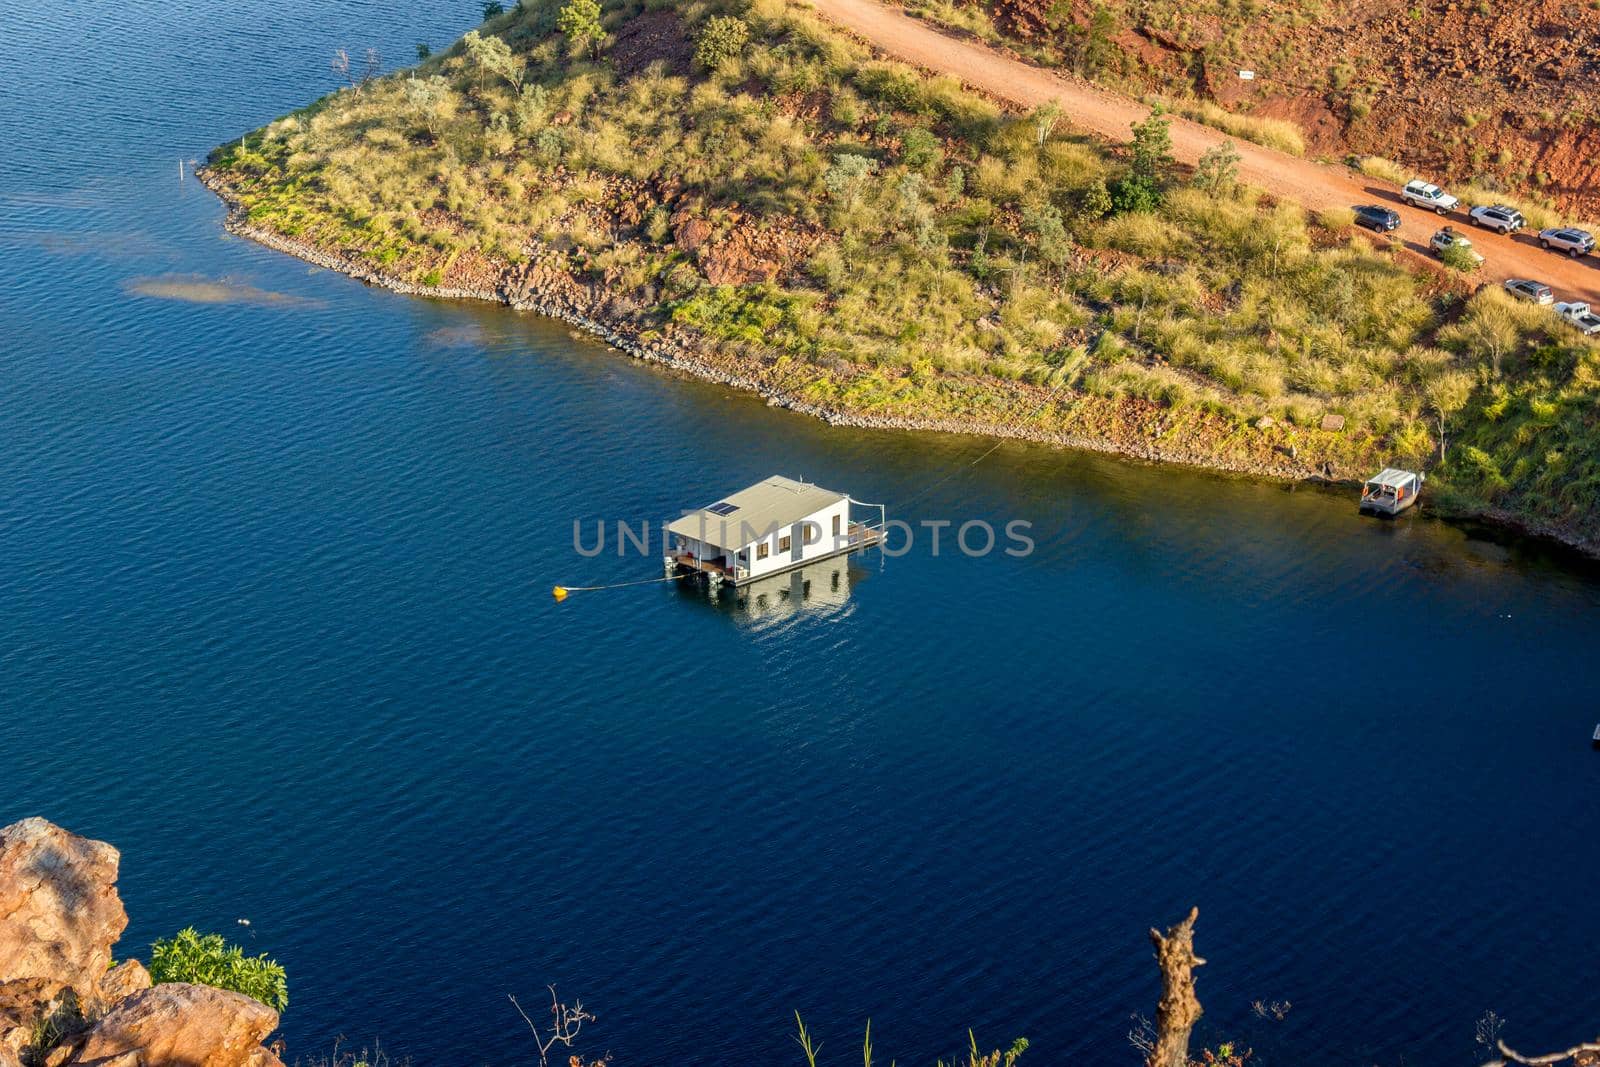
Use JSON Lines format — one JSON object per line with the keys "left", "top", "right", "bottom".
{"left": 552, "top": 586, "right": 568, "bottom": 601}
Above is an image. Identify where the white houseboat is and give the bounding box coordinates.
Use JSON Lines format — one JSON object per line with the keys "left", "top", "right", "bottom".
{"left": 665, "top": 476, "right": 883, "bottom": 588}
{"left": 1360, "top": 468, "right": 1423, "bottom": 515}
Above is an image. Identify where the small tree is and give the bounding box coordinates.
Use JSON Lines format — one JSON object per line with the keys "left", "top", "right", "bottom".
{"left": 149, "top": 929, "right": 288, "bottom": 1013}
{"left": 1128, "top": 110, "right": 1174, "bottom": 187}
{"left": 481, "top": 0, "right": 505, "bottom": 18}
{"left": 463, "top": 28, "right": 525, "bottom": 91}
{"left": 404, "top": 75, "right": 458, "bottom": 138}
{"left": 694, "top": 15, "right": 750, "bottom": 71}
{"left": 330, "top": 47, "right": 381, "bottom": 92}
{"left": 415, "top": 41, "right": 432, "bottom": 61}
{"left": 1023, "top": 202, "right": 1072, "bottom": 281}
{"left": 1193, "top": 140, "right": 1241, "bottom": 194}
{"left": 1423, "top": 367, "right": 1473, "bottom": 461}
{"left": 514, "top": 83, "right": 551, "bottom": 134}
{"left": 557, "top": 0, "right": 604, "bottom": 56}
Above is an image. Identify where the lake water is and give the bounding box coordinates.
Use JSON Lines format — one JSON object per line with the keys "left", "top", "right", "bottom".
{"left": 3, "top": 1, "right": 1599, "bottom": 1063}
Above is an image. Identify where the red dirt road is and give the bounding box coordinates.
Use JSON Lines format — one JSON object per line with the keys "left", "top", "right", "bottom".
{"left": 808, "top": 0, "right": 1600, "bottom": 307}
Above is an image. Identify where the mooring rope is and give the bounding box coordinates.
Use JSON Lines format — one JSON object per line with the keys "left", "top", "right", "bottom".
{"left": 552, "top": 573, "right": 684, "bottom": 600}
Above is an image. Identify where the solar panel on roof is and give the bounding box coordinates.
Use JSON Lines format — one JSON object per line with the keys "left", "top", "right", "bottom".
{"left": 706, "top": 502, "right": 739, "bottom": 516}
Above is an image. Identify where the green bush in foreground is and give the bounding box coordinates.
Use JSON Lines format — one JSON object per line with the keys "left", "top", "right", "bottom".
{"left": 150, "top": 928, "right": 289, "bottom": 1012}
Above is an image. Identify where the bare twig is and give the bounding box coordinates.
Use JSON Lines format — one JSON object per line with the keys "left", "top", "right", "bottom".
{"left": 510, "top": 986, "right": 596, "bottom": 1067}
{"left": 1128, "top": 1013, "right": 1156, "bottom": 1057}
{"left": 1250, "top": 1000, "right": 1292, "bottom": 1022}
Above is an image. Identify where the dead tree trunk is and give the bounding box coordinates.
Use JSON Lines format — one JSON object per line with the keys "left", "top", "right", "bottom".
{"left": 1147, "top": 906, "right": 1205, "bottom": 1067}
{"left": 1485, "top": 1035, "right": 1600, "bottom": 1066}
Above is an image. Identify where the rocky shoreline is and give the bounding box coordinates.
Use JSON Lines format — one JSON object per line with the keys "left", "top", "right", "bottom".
{"left": 197, "top": 169, "right": 1600, "bottom": 558}
{"left": 197, "top": 169, "right": 1329, "bottom": 479}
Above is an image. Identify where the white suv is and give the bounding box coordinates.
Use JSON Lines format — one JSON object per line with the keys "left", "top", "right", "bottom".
{"left": 1538, "top": 228, "right": 1595, "bottom": 257}
{"left": 1402, "top": 180, "right": 1460, "bottom": 214}
{"left": 1468, "top": 204, "right": 1524, "bottom": 233}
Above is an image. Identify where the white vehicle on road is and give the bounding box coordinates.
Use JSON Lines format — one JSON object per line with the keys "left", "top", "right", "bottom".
{"left": 1402, "top": 179, "right": 1460, "bottom": 214}
{"left": 1555, "top": 302, "right": 1600, "bottom": 336}
{"left": 1539, "top": 228, "right": 1595, "bottom": 257}
{"left": 1468, "top": 204, "right": 1525, "bottom": 233}
{"left": 1502, "top": 278, "right": 1554, "bottom": 305}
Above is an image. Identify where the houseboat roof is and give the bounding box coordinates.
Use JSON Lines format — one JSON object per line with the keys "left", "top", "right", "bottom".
{"left": 1367, "top": 468, "right": 1418, "bottom": 489}
{"left": 667, "top": 476, "right": 846, "bottom": 548}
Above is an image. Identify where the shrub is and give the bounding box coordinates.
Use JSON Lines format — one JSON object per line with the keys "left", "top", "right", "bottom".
{"left": 901, "top": 126, "right": 942, "bottom": 170}
{"left": 1076, "top": 178, "right": 1112, "bottom": 222}
{"left": 824, "top": 153, "right": 878, "bottom": 206}
{"left": 1438, "top": 241, "right": 1481, "bottom": 273}
{"left": 695, "top": 16, "right": 750, "bottom": 71}
{"left": 1192, "top": 140, "right": 1241, "bottom": 193}
{"left": 1109, "top": 174, "right": 1161, "bottom": 214}
{"left": 149, "top": 929, "right": 288, "bottom": 1012}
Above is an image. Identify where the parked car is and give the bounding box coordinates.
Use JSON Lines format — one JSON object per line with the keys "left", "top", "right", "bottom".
{"left": 1402, "top": 179, "right": 1460, "bottom": 214}
{"left": 1430, "top": 227, "right": 1483, "bottom": 265}
{"left": 1538, "top": 227, "right": 1596, "bottom": 257}
{"left": 1353, "top": 205, "right": 1401, "bottom": 232}
{"left": 1555, "top": 301, "right": 1600, "bottom": 335}
{"left": 1502, "top": 278, "right": 1554, "bottom": 305}
{"left": 1468, "top": 204, "right": 1525, "bottom": 233}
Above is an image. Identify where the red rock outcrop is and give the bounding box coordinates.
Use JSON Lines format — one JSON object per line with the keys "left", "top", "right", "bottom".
{"left": 69, "top": 986, "right": 282, "bottom": 1067}
{"left": 0, "top": 819, "right": 126, "bottom": 1005}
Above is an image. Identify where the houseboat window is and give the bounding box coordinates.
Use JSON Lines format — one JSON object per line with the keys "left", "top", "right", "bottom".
{"left": 779, "top": 535, "right": 792, "bottom": 552}
{"left": 756, "top": 543, "right": 769, "bottom": 560}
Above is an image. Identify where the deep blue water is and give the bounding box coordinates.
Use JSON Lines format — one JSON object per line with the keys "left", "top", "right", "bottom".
{"left": 3, "top": 1, "right": 1599, "bottom": 1064}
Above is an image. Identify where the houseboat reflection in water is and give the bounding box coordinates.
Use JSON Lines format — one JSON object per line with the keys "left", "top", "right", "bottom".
{"left": 675, "top": 554, "right": 875, "bottom": 627}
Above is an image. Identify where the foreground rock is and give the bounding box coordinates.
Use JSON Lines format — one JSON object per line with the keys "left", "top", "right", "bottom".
{"left": 69, "top": 985, "right": 282, "bottom": 1067}
{"left": 0, "top": 819, "right": 127, "bottom": 1005}
{"left": 0, "top": 819, "right": 281, "bottom": 1067}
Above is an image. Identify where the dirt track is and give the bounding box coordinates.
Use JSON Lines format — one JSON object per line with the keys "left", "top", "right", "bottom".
{"left": 808, "top": 0, "right": 1600, "bottom": 307}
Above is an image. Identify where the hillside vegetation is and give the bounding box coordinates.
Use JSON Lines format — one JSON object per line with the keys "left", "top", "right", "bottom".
{"left": 205, "top": 0, "right": 1600, "bottom": 545}
{"left": 906, "top": 0, "right": 1600, "bottom": 217}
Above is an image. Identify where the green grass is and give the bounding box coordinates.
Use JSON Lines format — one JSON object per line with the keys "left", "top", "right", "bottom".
{"left": 1164, "top": 97, "right": 1306, "bottom": 156}
{"left": 205, "top": 0, "right": 1600, "bottom": 543}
